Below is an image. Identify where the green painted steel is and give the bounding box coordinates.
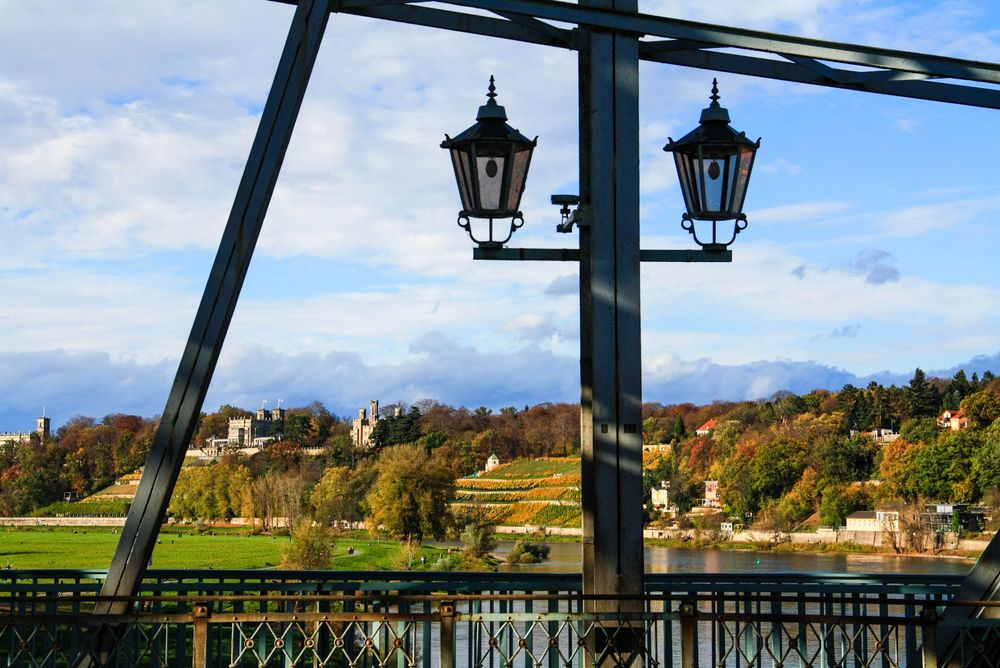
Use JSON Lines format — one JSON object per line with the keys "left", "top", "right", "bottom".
{"left": 472, "top": 247, "right": 733, "bottom": 262}
{"left": 0, "top": 571, "right": 981, "bottom": 667}
{"left": 267, "top": 0, "right": 1000, "bottom": 109}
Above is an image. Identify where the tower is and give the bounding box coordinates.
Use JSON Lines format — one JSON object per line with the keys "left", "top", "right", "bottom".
{"left": 36, "top": 416, "right": 50, "bottom": 442}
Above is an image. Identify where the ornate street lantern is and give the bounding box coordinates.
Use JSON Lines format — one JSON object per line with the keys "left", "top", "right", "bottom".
{"left": 442, "top": 77, "right": 537, "bottom": 247}
{"left": 664, "top": 80, "right": 760, "bottom": 250}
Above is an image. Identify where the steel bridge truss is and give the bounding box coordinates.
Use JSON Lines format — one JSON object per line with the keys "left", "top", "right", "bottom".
{"left": 272, "top": 0, "right": 1000, "bottom": 108}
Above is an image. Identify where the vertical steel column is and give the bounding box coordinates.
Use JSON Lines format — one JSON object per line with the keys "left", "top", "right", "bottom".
{"left": 94, "top": 0, "right": 334, "bottom": 614}
{"left": 578, "top": 0, "right": 644, "bottom": 637}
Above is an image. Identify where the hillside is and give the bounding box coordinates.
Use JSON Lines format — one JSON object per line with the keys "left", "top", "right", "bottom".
{"left": 454, "top": 457, "right": 582, "bottom": 528}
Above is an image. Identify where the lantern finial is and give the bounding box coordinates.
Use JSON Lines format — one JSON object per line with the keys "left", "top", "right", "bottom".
{"left": 700, "top": 79, "right": 730, "bottom": 124}
{"left": 477, "top": 75, "right": 507, "bottom": 122}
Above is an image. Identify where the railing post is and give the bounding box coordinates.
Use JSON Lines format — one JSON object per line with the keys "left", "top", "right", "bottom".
{"left": 921, "top": 606, "right": 938, "bottom": 668}
{"left": 191, "top": 601, "right": 211, "bottom": 668}
{"left": 439, "top": 601, "right": 456, "bottom": 668}
{"left": 680, "top": 600, "right": 699, "bottom": 668}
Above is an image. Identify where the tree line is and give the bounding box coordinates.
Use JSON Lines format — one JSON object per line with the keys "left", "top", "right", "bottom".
{"left": 3, "top": 367, "right": 999, "bottom": 539}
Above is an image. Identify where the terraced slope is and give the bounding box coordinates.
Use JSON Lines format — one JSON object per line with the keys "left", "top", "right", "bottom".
{"left": 454, "top": 457, "right": 582, "bottom": 528}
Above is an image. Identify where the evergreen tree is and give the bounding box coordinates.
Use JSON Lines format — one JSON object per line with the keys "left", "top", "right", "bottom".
{"left": 672, "top": 415, "right": 687, "bottom": 441}
{"left": 906, "top": 368, "right": 941, "bottom": 419}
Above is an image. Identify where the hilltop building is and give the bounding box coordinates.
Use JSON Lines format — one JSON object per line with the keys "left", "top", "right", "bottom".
{"left": 197, "top": 405, "right": 286, "bottom": 456}
{"left": 0, "top": 415, "right": 51, "bottom": 447}
{"left": 485, "top": 453, "right": 500, "bottom": 472}
{"left": 225, "top": 406, "right": 286, "bottom": 447}
{"left": 352, "top": 400, "right": 381, "bottom": 449}
{"left": 351, "top": 400, "right": 402, "bottom": 449}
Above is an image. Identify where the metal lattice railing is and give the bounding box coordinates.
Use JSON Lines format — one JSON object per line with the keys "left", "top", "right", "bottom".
{"left": 1, "top": 570, "right": 994, "bottom": 666}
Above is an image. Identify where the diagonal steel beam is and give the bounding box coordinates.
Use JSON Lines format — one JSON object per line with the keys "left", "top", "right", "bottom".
{"left": 86, "top": 0, "right": 335, "bottom": 654}
{"left": 429, "top": 0, "right": 1000, "bottom": 83}
{"left": 267, "top": 0, "right": 1000, "bottom": 84}
{"left": 265, "top": 0, "right": 1000, "bottom": 109}
{"left": 640, "top": 46, "right": 1000, "bottom": 110}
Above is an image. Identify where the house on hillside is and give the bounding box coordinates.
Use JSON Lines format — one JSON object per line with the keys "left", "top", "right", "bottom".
{"left": 650, "top": 481, "right": 670, "bottom": 508}
{"left": 695, "top": 419, "right": 716, "bottom": 436}
{"left": 703, "top": 480, "right": 721, "bottom": 508}
{"left": 485, "top": 453, "right": 500, "bottom": 472}
{"left": 938, "top": 409, "right": 968, "bottom": 431}
{"left": 851, "top": 427, "right": 899, "bottom": 444}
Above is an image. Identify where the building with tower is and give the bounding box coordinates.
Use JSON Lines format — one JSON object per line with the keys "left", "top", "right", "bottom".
{"left": 0, "top": 414, "right": 51, "bottom": 447}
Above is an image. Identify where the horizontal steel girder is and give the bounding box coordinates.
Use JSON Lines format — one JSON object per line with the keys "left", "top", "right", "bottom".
{"left": 472, "top": 247, "right": 732, "bottom": 262}
{"left": 267, "top": 0, "right": 1000, "bottom": 109}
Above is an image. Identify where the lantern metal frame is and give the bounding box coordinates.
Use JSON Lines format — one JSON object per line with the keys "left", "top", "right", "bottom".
{"left": 441, "top": 77, "right": 537, "bottom": 248}
{"left": 664, "top": 80, "right": 760, "bottom": 251}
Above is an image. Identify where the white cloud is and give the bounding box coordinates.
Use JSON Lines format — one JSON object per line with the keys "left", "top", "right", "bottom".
{"left": 1, "top": 0, "right": 999, "bottom": 427}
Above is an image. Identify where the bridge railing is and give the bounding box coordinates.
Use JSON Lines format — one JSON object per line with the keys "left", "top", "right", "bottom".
{"left": 0, "top": 570, "right": 991, "bottom": 666}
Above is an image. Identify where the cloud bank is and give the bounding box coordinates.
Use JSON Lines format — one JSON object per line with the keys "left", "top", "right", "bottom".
{"left": 4, "top": 343, "right": 1000, "bottom": 431}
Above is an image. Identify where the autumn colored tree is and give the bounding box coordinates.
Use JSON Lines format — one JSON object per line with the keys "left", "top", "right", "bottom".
{"left": 960, "top": 385, "right": 1000, "bottom": 429}
{"left": 366, "top": 444, "right": 455, "bottom": 541}
{"left": 311, "top": 462, "right": 377, "bottom": 525}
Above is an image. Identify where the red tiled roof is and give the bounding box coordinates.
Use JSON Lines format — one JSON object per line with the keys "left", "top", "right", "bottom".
{"left": 696, "top": 418, "right": 716, "bottom": 432}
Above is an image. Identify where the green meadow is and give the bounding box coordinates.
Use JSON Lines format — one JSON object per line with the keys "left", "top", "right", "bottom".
{"left": 0, "top": 527, "right": 450, "bottom": 571}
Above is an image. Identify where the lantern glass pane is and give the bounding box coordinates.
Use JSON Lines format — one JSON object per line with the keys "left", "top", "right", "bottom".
{"left": 674, "top": 153, "right": 696, "bottom": 214}
{"left": 722, "top": 153, "right": 739, "bottom": 215}
{"left": 452, "top": 149, "right": 475, "bottom": 211}
{"left": 505, "top": 147, "right": 531, "bottom": 212}
{"left": 476, "top": 152, "right": 506, "bottom": 212}
{"left": 730, "top": 146, "right": 755, "bottom": 214}
{"left": 699, "top": 155, "right": 726, "bottom": 215}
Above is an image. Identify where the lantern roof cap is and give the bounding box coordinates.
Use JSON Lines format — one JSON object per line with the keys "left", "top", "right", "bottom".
{"left": 663, "top": 79, "right": 760, "bottom": 152}
{"left": 477, "top": 76, "right": 508, "bottom": 122}
{"left": 699, "top": 79, "right": 730, "bottom": 124}
{"left": 441, "top": 76, "right": 537, "bottom": 149}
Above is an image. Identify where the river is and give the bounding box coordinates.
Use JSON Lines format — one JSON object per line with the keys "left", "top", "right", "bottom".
{"left": 492, "top": 541, "right": 973, "bottom": 576}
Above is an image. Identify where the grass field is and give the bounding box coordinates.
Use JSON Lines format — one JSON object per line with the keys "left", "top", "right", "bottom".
{"left": 0, "top": 527, "right": 451, "bottom": 570}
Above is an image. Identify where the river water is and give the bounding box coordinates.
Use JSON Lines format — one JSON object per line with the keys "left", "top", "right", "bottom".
{"left": 492, "top": 541, "right": 973, "bottom": 576}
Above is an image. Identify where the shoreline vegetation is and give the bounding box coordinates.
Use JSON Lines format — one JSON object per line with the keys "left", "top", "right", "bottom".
{"left": 1, "top": 525, "right": 979, "bottom": 571}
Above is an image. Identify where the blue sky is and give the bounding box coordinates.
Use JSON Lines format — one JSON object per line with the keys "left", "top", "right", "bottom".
{"left": 1, "top": 0, "right": 999, "bottom": 429}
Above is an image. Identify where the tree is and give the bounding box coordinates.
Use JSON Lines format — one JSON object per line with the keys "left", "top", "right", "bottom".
{"left": 972, "top": 422, "right": 1000, "bottom": 492}
{"left": 311, "top": 463, "right": 377, "bottom": 525}
{"left": 960, "top": 386, "right": 1000, "bottom": 429}
{"left": 898, "top": 417, "right": 939, "bottom": 445}
{"left": 907, "top": 368, "right": 941, "bottom": 419}
{"left": 749, "top": 437, "right": 808, "bottom": 506}
{"left": 370, "top": 406, "right": 423, "bottom": 449}
{"left": 819, "top": 484, "right": 871, "bottom": 527}
{"left": 836, "top": 385, "right": 872, "bottom": 431}
{"left": 460, "top": 519, "right": 497, "bottom": 558}
{"left": 877, "top": 438, "right": 921, "bottom": 502}
{"left": 366, "top": 445, "right": 455, "bottom": 541}
{"left": 280, "top": 522, "right": 336, "bottom": 570}
{"left": 671, "top": 415, "right": 687, "bottom": 441}
{"left": 816, "top": 434, "right": 877, "bottom": 489}
{"left": 910, "top": 430, "right": 982, "bottom": 502}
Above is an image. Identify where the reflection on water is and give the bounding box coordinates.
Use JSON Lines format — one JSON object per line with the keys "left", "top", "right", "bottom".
{"left": 493, "top": 541, "right": 972, "bottom": 576}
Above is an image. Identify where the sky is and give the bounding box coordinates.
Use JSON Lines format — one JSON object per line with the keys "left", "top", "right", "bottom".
{"left": 1, "top": 0, "right": 999, "bottom": 430}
